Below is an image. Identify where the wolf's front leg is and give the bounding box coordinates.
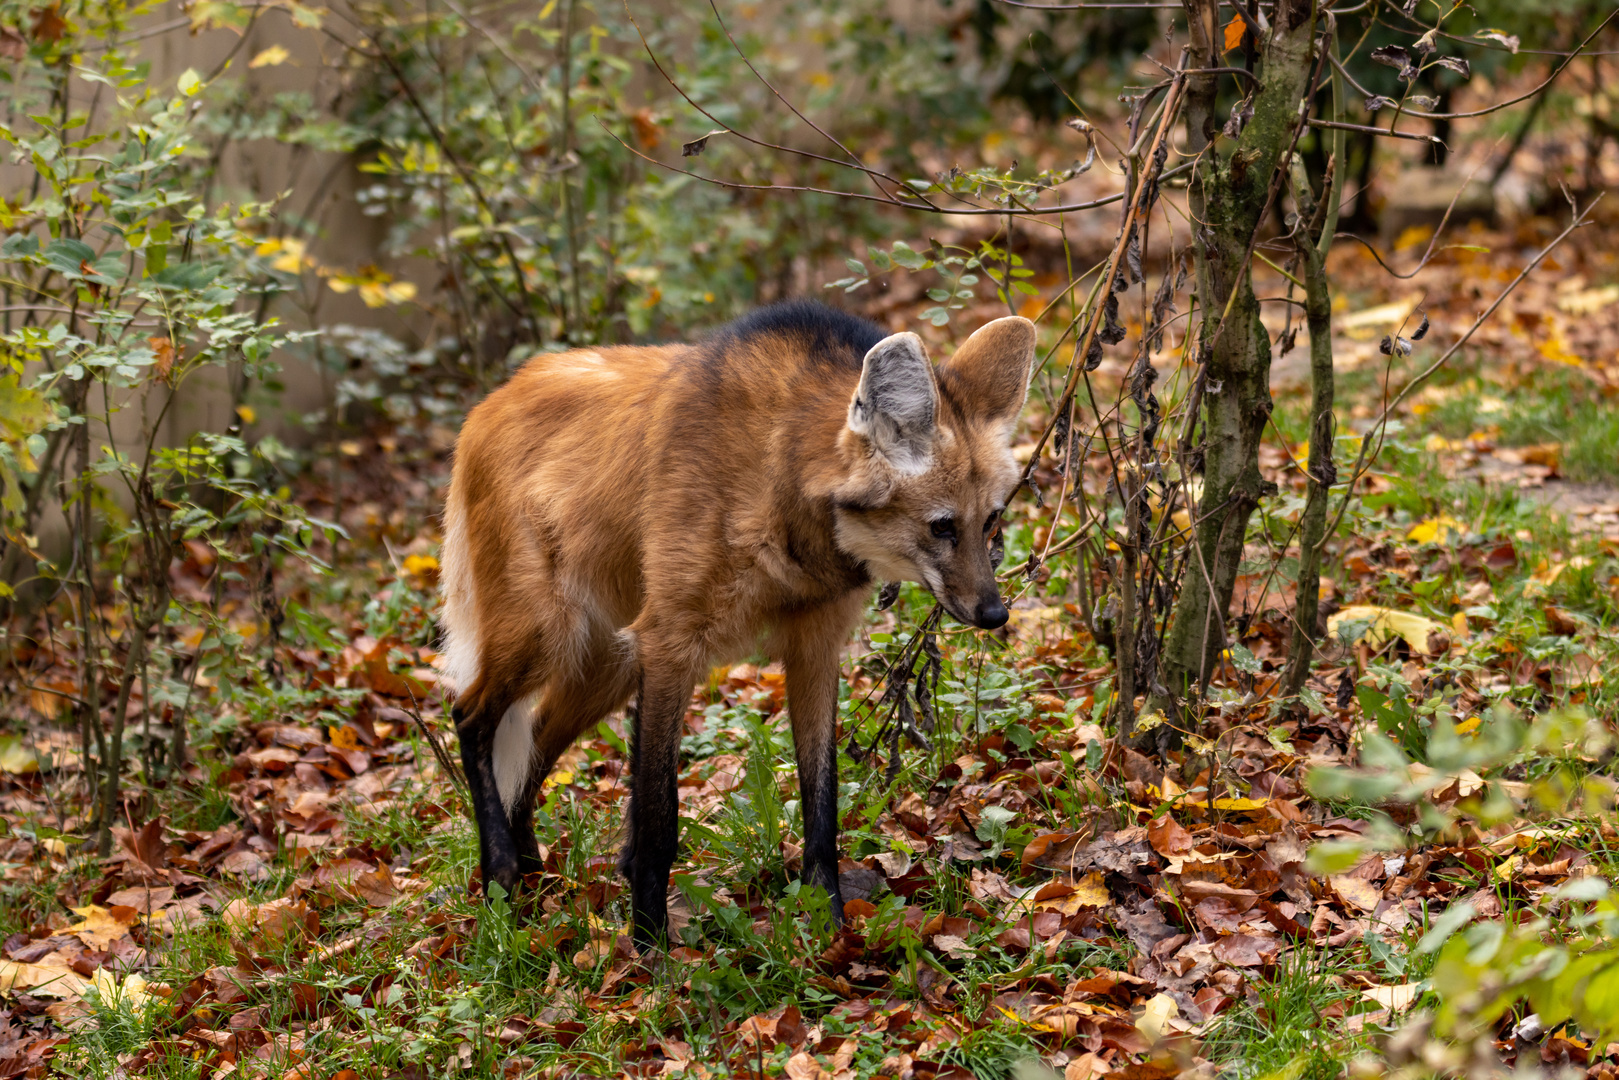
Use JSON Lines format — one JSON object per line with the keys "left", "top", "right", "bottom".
{"left": 785, "top": 621, "right": 850, "bottom": 924}
{"left": 621, "top": 664, "right": 691, "bottom": 947}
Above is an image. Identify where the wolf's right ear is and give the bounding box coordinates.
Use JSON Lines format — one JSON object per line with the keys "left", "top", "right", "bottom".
{"left": 936, "top": 316, "right": 1037, "bottom": 434}
{"left": 848, "top": 332, "right": 938, "bottom": 473}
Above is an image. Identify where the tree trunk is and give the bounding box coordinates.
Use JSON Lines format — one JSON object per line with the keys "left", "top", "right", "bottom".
{"left": 1281, "top": 157, "right": 1338, "bottom": 699}
{"left": 1148, "top": 0, "right": 1320, "bottom": 743}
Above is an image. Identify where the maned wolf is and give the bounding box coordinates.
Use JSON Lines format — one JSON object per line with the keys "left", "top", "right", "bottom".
{"left": 439, "top": 300, "right": 1037, "bottom": 943}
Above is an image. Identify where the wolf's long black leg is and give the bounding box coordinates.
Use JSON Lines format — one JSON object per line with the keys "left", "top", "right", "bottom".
{"left": 454, "top": 704, "right": 521, "bottom": 901}
{"left": 786, "top": 644, "right": 845, "bottom": 924}
{"left": 620, "top": 667, "right": 688, "bottom": 947}
{"left": 507, "top": 767, "right": 548, "bottom": 878}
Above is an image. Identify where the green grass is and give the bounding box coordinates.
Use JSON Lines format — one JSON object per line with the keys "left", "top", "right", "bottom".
{"left": 1417, "top": 363, "right": 1619, "bottom": 484}
{"left": 1201, "top": 949, "right": 1359, "bottom": 1079}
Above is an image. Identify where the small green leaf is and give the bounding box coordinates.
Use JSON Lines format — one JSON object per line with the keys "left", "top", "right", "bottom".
{"left": 890, "top": 241, "right": 928, "bottom": 271}
{"left": 1305, "top": 839, "right": 1367, "bottom": 875}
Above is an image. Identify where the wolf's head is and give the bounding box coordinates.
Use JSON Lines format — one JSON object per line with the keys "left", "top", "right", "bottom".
{"left": 833, "top": 316, "right": 1037, "bottom": 630}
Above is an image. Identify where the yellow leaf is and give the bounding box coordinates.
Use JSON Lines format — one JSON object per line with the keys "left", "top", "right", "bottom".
{"left": 1136, "top": 992, "right": 1178, "bottom": 1045}
{"left": 1222, "top": 14, "right": 1246, "bottom": 52}
{"left": 67, "top": 904, "right": 137, "bottom": 950}
{"left": 0, "top": 959, "right": 90, "bottom": 999}
{"left": 1523, "top": 556, "right": 1590, "bottom": 598}
{"left": 249, "top": 45, "right": 289, "bottom": 68}
{"left": 1339, "top": 297, "right": 1420, "bottom": 339}
{"left": 269, "top": 238, "right": 307, "bottom": 273}
{"left": 1071, "top": 871, "right": 1111, "bottom": 908}
{"left": 1557, "top": 283, "right": 1619, "bottom": 316}
{"left": 1328, "top": 605, "right": 1449, "bottom": 655}
{"left": 1134, "top": 710, "right": 1167, "bottom": 735}
{"left": 329, "top": 724, "right": 361, "bottom": 751}
{"left": 1537, "top": 326, "right": 1585, "bottom": 367}
{"left": 1210, "top": 796, "right": 1269, "bottom": 812}
{"left": 90, "top": 969, "right": 155, "bottom": 1010}
{"left": 402, "top": 554, "right": 438, "bottom": 579}
{"left": 0, "top": 735, "right": 38, "bottom": 775}
{"left": 235, "top": 405, "right": 256, "bottom": 425}
{"left": 1393, "top": 225, "right": 1434, "bottom": 253}
{"left": 1453, "top": 715, "right": 1482, "bottom": 736}
{"left": 1361, "top": 983, "right": 1421, "bottom": 1011}
{"left": 1407, "top": 515, "right": 1463, "bottom": 545}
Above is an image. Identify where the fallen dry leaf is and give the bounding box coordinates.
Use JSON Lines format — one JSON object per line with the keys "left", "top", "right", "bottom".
{"left": 67, "top": 904, "right": 138, "bottom": 950}
{"left": 784, "top": 1050, "right": 832, "bottom": 1080}
{"left": 1331, "top": 875, "right": 1385, "bottom": 913}
{"left": 1328, "top": 605, "right": 1450, "bottom": 655}
{"left": 0, "top": 959, "right": 90, "bottom": 999}
{"left": 1362, "top": 983, "right": 1422, "bottom": 1011}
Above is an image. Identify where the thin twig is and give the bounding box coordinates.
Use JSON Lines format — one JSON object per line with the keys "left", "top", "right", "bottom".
{"left": 403, "top": 688, "right": 470, "bottom": 804}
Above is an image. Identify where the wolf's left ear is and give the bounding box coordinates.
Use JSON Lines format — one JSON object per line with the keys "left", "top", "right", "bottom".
{"left": 936, "top": 316, "right": 1037, "bottom": 431}
{"left": 849, "top": 332, "right": 938, "bottom": 473}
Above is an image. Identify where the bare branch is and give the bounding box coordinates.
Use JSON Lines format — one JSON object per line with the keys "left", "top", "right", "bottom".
{"left": 1332, "top": 10, "right": 1618, "bottom": 122}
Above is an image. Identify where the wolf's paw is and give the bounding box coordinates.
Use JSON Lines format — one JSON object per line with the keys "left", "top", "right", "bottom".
{"left": 483, "top": 857, "right": 522, "bottom": 902}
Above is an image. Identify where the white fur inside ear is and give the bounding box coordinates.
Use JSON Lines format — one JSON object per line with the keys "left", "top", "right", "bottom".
{"left": 849, "top": 332, "right": 937, "bottom": 473}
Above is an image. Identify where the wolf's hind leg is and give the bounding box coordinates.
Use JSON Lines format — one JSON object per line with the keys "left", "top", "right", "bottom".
{"left": 506, "top": 646, "right": 640, "bottom": 877}
{"left": 453, "top": 690, "right": 525, "bottom": 902}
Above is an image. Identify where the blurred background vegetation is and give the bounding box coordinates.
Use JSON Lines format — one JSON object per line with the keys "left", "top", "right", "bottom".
{"left": 3, "top": 0, "right": 1619, "bottom": 1073}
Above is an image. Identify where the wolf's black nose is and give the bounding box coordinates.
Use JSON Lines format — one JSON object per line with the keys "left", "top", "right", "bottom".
{"left": 974, "top": 597, "right": 1008, "bottom": 630}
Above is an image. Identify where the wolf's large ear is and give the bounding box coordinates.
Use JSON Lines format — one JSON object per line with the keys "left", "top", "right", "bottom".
{"left": 848, "top": 332, "right": 938, "bottom": 473}
{"left": 936, "top": 316, "right": 1037, "bottom": 432}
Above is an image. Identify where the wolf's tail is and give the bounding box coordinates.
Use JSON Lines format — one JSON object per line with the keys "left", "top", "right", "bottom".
{"left": 438, "top": 488, "right": 539, "bottom": 813}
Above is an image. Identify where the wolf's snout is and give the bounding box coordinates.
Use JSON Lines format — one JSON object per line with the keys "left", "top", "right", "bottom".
{"left": 972, "top": 595, "right": 1009, "bottom": 630}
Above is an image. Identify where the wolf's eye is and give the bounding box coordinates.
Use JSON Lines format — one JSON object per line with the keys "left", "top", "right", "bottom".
{"left": 984, "top": 509, "right": 1001, "bottom": 533}
{"left": 930, "top": 518, "right": 958, "bottom": 542}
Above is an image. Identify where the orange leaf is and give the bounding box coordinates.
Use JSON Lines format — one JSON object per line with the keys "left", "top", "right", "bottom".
{"left": 148, "top": 336, "right": 175, "bottom": 382}
{"left": 30, "top": 5, "right": 66, "bottom": 42}
{"left": 1223, "top": 13, "right": 1246, "bottom": 52}
{"left": 1148, "top": 813, "right": 1194, "bottom": 858}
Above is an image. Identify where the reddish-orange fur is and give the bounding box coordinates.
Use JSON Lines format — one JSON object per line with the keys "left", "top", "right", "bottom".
{"left": 440, "top": 301, "right": 1035, "bottom": 940}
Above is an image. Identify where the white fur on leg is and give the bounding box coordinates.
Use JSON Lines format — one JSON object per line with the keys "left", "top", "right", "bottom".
{"left": 493, "top": 694, "right": 539, "bottom": 813}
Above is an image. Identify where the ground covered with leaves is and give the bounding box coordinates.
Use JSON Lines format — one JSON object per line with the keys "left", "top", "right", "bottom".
{"left": 1, "top": 206, "right": 1618, "bottom": 1080}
